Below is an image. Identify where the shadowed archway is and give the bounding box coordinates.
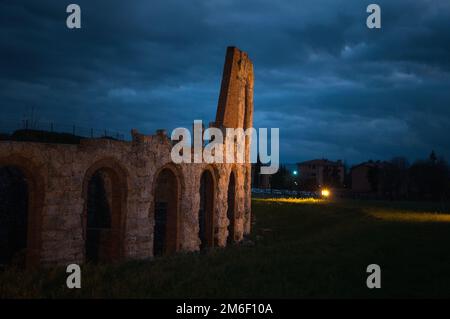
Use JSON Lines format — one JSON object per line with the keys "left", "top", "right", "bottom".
{"left": 199, "top": 169, "right": 215, "bottom": 249}
{"left": 82, "top": 159, "right": 127, "bottom": 264}
{"left": 0, "top": 156, "right": 43, "bottom": 268}
{"left": 153, "top": 166, "right": 181, "bottom": 256}
{"left": 227, "top": 171, "right": 236, "bottom": 244}
{"left": 0, "top": 167, "right": 28, "bottom": 267}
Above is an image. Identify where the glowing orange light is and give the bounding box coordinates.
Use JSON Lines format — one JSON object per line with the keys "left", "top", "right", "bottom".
{"left": 321, "top": 189, "right": 330, "bottom": 197}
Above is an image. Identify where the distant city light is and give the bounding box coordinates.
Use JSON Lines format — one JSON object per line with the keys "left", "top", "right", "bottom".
{"left": 321, "top": 189, "right": 330, "bottom": 197}
{"left": 293, "top": 170, "right": 298, "bottom": 175}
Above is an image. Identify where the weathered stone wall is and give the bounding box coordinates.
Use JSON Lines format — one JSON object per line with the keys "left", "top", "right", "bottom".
{"left": 0, "top": 136, "right": 249, "bottom": 266}
{"left": 0, "top": 46, "right": 254, "bottom": 267}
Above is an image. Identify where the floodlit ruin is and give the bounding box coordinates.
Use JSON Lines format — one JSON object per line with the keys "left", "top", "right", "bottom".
{"left": 0, "top": 47, "right": 253, "bottom": 267}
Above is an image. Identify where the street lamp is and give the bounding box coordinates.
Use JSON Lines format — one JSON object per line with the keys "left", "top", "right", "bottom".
{"left": 321, "top": 189, "right": 330, "bottom": 198}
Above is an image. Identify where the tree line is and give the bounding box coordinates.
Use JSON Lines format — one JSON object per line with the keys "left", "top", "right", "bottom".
{"left": 365, "top": 151, "right": 450, "bottom": 200}
{"left": 266, "top": 151, "right": 450, "bottom": 201}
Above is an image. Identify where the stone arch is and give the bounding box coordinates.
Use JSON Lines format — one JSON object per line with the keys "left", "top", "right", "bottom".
{"left": 198, "top": 166, "right": 217, "bottom": 249}
{"left": 0, "top": 155, "right": 44, "bottom": 267}
{"left": 226, "top": 168, "right": 237, "bottom": 244}
{"left": 82, "top": 158, "right": 128, "bottom": 263}
{"left": 152, "top": 164, "right": 183, "bottom": 256}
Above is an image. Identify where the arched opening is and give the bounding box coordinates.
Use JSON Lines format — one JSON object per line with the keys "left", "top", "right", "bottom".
{"left": 0, "top": 156, "right": 42, "bottom": 268}
{"left": 199, "top": 170, "right": 215, "bottom": 249}
{"left": 0, "top": 166, "right": 29, "bottom": 267}
{"left": 227, "top": 172, "right": 236, "bottom": 244}
{"left": 153, "top": 167, "right": 180, "bottom": 256}
{"left": 83, "top": 162, "right": 126, "bottom": 264}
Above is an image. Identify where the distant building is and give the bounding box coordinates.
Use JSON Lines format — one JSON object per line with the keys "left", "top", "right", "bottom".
{"left": 297, "top": 159, "right": 344, "bottom": 190}
{"left": 351, "top": 161, "right": 384, "bottom": 193}
{"left": 251, "top": 163, "right": 271, "bottom": 189}
{"left": 351, "top": 160, "right": 409, "bottom": 198}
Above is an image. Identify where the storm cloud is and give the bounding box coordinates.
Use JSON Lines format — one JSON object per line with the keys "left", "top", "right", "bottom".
{"left": 1, "top": 0, "right": 449, "bottom": 164}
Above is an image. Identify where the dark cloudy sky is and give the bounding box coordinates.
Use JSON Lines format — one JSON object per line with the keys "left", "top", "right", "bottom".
{"left": 1, "top": 0, "right": 449, "bottom": 164}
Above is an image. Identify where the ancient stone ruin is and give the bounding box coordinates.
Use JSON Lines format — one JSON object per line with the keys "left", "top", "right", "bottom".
{"left": 0, "top": 46, "right": 253, "bottom": 267}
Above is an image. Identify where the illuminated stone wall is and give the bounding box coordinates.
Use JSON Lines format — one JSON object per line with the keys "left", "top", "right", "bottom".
{"left": 0, "top": 47, "right": 254, "bottom": 267}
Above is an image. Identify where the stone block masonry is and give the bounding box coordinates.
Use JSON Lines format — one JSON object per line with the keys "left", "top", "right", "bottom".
{"left": 0, "top": 47, "right": 254, "bottom": 267}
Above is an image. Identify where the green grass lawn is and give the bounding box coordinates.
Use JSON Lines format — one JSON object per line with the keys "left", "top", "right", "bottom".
{"left": 2, "top": 198, "right": 450, "bottom": 298}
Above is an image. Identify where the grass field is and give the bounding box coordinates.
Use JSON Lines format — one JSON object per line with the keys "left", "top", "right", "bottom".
{"left": 1, "top": 198, "right": 450, "bottom": 298}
